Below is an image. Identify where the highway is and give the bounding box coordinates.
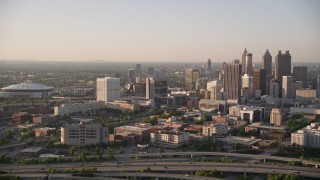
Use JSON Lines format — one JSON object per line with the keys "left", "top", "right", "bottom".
{"left": 16, "top": 151, "right": 320, "bottom": 166}
{"left": 1, "top": 160, "right": 320, "bottom": 178}
{"left": 0, "top": 172, "right": 219, "bottom": 180}
{"left": 113, "top": 151, "right": 320, "bottom": 166}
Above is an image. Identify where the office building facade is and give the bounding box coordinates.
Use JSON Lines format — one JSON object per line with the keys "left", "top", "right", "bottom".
{"left": 292, "top": 66, "right": 307, "bottom": 88}
{"left": 282, "top": 76, "right": 294, "bottom": 99}
{"left": 270, "top": 108, "right": 283, "bottom": 126}
{"left": 207, "top": 80, "right": 223, "bottom": 100}
{"left": 275, "top": 50, "right": 291, "bottom": 98}
{"left": 146, "top": 77, "right": 155, "bottom": 99}
{"left": 241, "top": 48, "right": 247, "bottom": 75}
{"left": 185, "top": 68, "right": 199, "bottom": 91}
{"left": 96, "top": 77, "right": 120, "bottom": 102}
{"left": 128, "top": 69, "right": 135, "bottom": 83}
{"left": 253, "top": 68, "right": 267, "bottom": 96}
{"left": 243, "top": 53, "right": 253, "bottom": 76}
{"left": 223, "top": 63, "right": 242, "bottom": 101}
{"left": 61, "top": 122, "right": 109, "bottom": 146}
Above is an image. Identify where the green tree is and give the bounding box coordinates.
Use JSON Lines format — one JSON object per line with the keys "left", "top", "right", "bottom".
{"left": 69, "top": 146, "right": 76, "bottom": 156}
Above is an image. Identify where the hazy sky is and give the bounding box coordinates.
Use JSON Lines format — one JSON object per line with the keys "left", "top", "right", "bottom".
{"left": 0, "top": 0, "right": 319, "bottom": 63}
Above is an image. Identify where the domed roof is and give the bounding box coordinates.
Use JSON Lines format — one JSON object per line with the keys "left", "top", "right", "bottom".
{"left": 1, "top": 82, "right": 53, "bottom": 91}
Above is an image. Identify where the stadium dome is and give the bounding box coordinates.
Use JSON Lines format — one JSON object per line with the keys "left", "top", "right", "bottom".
{"left": 1, "top": 82, "right": 53, "bottom": 98}
{"left": 2, "top": 82, "right": 53, "bottom": 92}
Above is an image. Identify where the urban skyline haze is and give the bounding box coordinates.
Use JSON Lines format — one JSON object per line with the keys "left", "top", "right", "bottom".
{"left": 0, "top": 0, "right": 319, "bottom": 62}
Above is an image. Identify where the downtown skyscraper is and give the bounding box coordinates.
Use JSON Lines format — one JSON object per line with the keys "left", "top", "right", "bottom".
{"left": 223, "top": 63, "right": 242, "bottom": 101}
{"left": 292, "top": 66, "right": 307, "bottom": 88}
{"left": 262, "top": 49, "right": 272, "bottom": 79}
{"left": 185, "top": 68, "right": 199, "bottom": 91}
{"left": 275, "top": 50, "right": 291, "bottom": 98}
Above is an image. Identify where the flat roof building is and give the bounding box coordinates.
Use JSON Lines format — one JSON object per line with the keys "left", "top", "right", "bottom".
{"left": 61, "top": 122, "right": 108, "bottom": 146}
{"left": 97, "top": 77, "right": 120, "bottom": 103}
{"left": 291, "top": 123, "right": 320, "bottom": 148}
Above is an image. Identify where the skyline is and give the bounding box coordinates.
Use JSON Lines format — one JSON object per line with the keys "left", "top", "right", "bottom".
{"left": 0, "top": 0, "right": 320, "bottom": 62}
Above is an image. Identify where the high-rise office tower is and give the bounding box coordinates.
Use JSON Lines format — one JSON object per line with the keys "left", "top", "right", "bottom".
{"left": 242, "top": 74, "right": 253, "bottom": 99}
{"left": 223, "top": 63, "right": 242, "bottom": 101}
{"left": 135, "top": 64, "right": 141, "bottom": 75}
{"left": 317, "top": 76, "right": 320, "bottom": 98}
{"left": 275, "top": 50, "right": 291, "bottom": 98}
{"left": 128, "top": 69, "right": 135, "bottom": 83}
{"left": 270, "top": 108, "right": 283, "bottom": 126}
{"left": 262, "top": 49, "right": 272, "bottom": 78}
{"left": 146, "top": 77, "right": 155, "bottom": 99}
{"left": 185, "top": 68, "right": 199, "bottom": 91}
{"left": 293, "top": 81, "right": 302, "bottom": 98}
{"left": 242, "top": 74, "right": 253, "bottom": 89}
{"left": 292, "top": 66, "right": 307, "bottom": 88}
{"left": 96, "top": 77, "right": 120, "bottom": 102}
{"left": 282, "top": 76, "right": 294, "bottom": 99}
{"left": 270, "top": 81, "right": 279, "bottom": 98}
{"left": 154, "top": 79, "right": 168, "bottom": 97}
{"left": 241, "top": 48, "right": 247, "bottom": 74}
{"left": 253, "top": 68, "right": 267, "bottom": 96}
{"left": 207, "top": 80, "right": 223, "bottom": 100}
{"left": 207, "top": 59, "right": 212, "bottom": 72}
{"left": 262, "top": 50, "right": 272, "bottom": 95}
{"left": 147, "top": 67, "right": 154, "bottom": 76}
{"left": 233, "top": 59, "right": 240, "bottom": 64}
{"left": 243, "top": 53, "right": 253, "bottom": 76}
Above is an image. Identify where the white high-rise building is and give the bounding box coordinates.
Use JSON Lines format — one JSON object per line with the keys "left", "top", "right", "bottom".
{"left": 241, "top": 74, "right": 253, "bottom": 99}
{"left": 282, "top": 76, "right": 293, "bottom": 99}
{"left": 96, "top": 77, "right": 120, "bottom": 102}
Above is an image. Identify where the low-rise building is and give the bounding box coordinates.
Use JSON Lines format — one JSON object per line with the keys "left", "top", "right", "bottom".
{"left": 20, "top": 147, "right": 44, "bottom": 157}
{"left": 114, "top": 126, "right": 150, "bottom": 137}
{"left": 34, "top": 127, "right": 56, "bottom": 137}
{"left": 12, "top": 112, "right": 31, "bottom": 124}
{"left": 203, "top": 123, "right": 228, "bottom": 136}
{"left": 150, "top": 131, "right": 189, "bottom": 147}
{"left": 32, "top": 114, "right": 57, "bottom": 124}
{"left": 245, "top": 122, "right": 288, "bottom": 141}
{"left": 290, "top": 107, "right": 320, "bottom": 116}
{"left": 291, "top": 123, "right": 320, "bottom": 148}
{"left": 295, "top": 89, "right": 317, "bottom": 102}
{"left": 199, "top": 99, "right": 227, "bottom": 114}
{"left": 55, "top": 87, "right": 94, "bottom": 96}
{"left": 61, "top": 122, "right": 108, "bottom": 146}
{"left": 54, "top": 101, "right": 105, "bottom": 116}
{"left": 240, "top": 106, "right": 265, "bottom": 123}
{"left": 229, "top": 105, "right": 265, "bottom": 123}
{"left": 106, "top": 100, "right": 140, "bottom": 112}
{"left": 163, "top": 122, "right": 188, "bottom": 130}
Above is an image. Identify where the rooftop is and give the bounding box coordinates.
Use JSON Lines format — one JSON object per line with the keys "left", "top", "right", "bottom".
{"left": 2, "top": 82, "right": 53, "bottom": 91}
{"left": 21, "top": 147, "right": 43, "bottom": 153}
{"left": 247, "top": 122, "right": 288, "bottom": 131}
{"left": 115, "top": 126, "right": 149, "bottom": 131}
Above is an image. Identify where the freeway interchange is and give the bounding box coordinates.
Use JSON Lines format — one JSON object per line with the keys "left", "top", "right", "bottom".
{"left": 1, "top": 151, "right": 320, "bottom": 179}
